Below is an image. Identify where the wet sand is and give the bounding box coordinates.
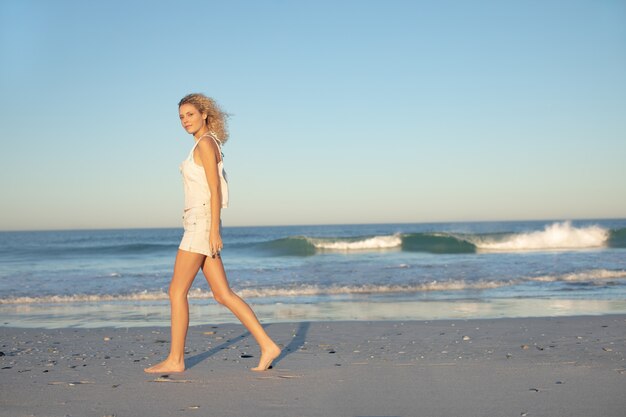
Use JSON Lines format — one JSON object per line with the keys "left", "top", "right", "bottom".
{"left": 1, "top": 315, "right": 625, "bottom": 417}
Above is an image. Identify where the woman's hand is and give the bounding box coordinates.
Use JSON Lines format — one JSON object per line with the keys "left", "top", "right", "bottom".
{"left": 209, "top": 228, "right": 223, "bottom": 257}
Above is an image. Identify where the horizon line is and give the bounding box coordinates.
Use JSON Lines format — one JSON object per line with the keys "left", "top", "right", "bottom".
{"left": 1, "top": 216, "right": 625, "bottom": 233}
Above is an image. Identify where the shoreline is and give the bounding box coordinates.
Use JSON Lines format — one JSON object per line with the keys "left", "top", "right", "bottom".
{"left": 2, "top": 297, "right": 626, "bottom": 329}
{"left": 2, "top": 315, "right": 625, "bottom": 416}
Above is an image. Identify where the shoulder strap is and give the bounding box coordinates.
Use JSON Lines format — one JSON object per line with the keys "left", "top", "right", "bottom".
{"left": 186, "top": 139, "right": 201, "bottom": 161}
{"left": 187, "top": 132, "right": 224, "bottom": 162}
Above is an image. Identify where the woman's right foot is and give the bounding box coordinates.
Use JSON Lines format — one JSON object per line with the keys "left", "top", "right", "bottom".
{"left": 251, "top": 343, "right": 281, "bottom": 372}
{"left": 144, "top": 358, "right": 185, "bottom": 374}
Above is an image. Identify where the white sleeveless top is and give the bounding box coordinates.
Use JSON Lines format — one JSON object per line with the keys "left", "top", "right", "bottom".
{"left": 180, "top": 132, "right": 229, "bottom": 210}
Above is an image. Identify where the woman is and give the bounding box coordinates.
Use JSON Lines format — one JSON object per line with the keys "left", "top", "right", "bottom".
{"left": 145, "top": 93, "right": 280, "bottom": 373}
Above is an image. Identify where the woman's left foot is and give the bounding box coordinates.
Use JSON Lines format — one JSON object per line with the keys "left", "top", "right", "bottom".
{"left": 251, "top": 343, "right": 281, "bottom": 371}
{"left": 144, "top": 357, "right": 185, "bottom": 374}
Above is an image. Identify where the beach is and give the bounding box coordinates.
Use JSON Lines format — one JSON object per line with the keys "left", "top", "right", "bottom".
{"left": 2, "top": 221, "right": 626, "bottom": 415}
{"left": 2, "top": 315, "right": 625, "bottom": 417}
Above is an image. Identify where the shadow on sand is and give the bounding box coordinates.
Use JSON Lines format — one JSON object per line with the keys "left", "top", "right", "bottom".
{"left": 273, "top": 321, "right": 310, "bottom": 366}
{"left": 185, "top": 321, "right": 311, "bottom": 370}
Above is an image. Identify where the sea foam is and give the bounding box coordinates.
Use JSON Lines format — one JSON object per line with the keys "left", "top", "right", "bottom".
{"left": 308, "top": 235, "right": 402, "bottom": 251}
{"left": 3, "top": 269, "right": 624, "bottom": 305}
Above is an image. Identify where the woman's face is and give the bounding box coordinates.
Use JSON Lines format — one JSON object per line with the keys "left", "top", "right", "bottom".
{"left": 179, "top": 103, "right": 207, "bottom": 135}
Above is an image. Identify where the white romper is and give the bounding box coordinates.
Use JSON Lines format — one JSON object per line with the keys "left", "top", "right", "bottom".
{"left": 178, "top": 132, "right": 229, "bottom": 256}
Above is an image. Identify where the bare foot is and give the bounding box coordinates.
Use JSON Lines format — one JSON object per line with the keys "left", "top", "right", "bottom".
{"left": 144, "top": 358, "right": 185, "bottom": 374}
{"left": 251, "top": 343, "right": 281, "bottom": 372}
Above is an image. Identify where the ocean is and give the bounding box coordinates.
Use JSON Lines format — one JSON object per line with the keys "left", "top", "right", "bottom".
{"left": 1, "top": 219, "right": 625, "bottom": 328}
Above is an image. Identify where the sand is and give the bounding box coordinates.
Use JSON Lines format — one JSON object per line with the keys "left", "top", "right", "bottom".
{"left": 1, "top": 315, "right": 625, "bottom": 417}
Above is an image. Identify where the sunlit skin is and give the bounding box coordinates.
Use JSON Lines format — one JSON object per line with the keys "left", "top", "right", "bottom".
{"left": 144, "top": 103, "right": 280, "bottom": 373}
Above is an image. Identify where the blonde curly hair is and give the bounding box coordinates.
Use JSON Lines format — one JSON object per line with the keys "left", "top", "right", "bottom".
{"left": 178, "top": 93, "right": 229, "bottom": 143}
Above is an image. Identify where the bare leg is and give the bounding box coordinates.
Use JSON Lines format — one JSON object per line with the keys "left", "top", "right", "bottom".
{"left": 144, "top": 250, "right": 205, "bottom": 373}
{"left": 202, "top": 255, "right": 281, "bottom": 371}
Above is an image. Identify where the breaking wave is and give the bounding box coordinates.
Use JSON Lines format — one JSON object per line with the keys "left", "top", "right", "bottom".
{"left": 254, "top": 222, "right": 622, "bottom": 255}
{"left": 470, "top": 222, "right": 609, "bottom": 251}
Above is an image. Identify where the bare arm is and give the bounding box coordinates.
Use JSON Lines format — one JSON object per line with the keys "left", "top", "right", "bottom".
{"left": 196, "top": 138, "right": 223, "bottom": 255}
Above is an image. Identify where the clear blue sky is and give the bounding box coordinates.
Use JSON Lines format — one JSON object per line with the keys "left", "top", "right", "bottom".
{"left": 1, "top": 0, "right": 625, "bottom": 230}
